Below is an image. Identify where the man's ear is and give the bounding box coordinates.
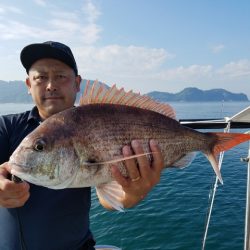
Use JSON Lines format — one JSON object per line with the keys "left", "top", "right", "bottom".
{"left": 75, "top": 75, "right": 82, "bottom": 92}
{"left": 25, "top": 77, "right": 31, "bottom": 94}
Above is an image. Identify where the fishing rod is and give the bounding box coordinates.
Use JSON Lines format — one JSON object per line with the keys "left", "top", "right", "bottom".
{"left": 11, "top": 175, "right": 27, "bottom": 250}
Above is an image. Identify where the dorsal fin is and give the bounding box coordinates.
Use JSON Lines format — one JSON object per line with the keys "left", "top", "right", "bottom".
{"left": 79, "top": 81, "right": 176, "bottom": 119}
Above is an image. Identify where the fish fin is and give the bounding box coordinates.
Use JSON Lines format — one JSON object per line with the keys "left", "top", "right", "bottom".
{"left": 172, "top": 152, "right": 197, "bottom": 168}
{"left": 204, "top": 132, "right": 250, "bottom": 184}
{"left": 96, "top": 181, "right": 125, "bottom": 212}
{"left": 79, "top": 81, "right": 176, "bottom": 119}
{"left": 209, "top": 132, "right": 250, "bottom": 155}
{"left": 204, "top": 152, "right": 223, "bottom": 184}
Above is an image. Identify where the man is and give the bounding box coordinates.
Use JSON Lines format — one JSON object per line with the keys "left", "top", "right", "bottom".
{"left": 0, "top": 41, "right": 164, "bottom": 250}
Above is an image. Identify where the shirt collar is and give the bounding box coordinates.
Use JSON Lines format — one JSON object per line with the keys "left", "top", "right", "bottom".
{"left": 27, "top": 106, "right": 42, "bottom": 124}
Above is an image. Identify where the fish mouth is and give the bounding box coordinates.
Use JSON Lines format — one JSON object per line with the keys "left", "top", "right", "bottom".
{"left": 9, "top": 162, "right": 30, "bottom": 173}
{"left": 9, "top": 162, "right": 78, "bottom": 189}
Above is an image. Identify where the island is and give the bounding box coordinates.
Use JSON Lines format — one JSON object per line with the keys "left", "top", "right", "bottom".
{"left": 0, "top": 80, "right": 248, "bottom": 103}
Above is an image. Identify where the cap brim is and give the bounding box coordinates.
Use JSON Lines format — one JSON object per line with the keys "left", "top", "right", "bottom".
{"left": 20, "top": 43, "right": 77, "bottom": 74}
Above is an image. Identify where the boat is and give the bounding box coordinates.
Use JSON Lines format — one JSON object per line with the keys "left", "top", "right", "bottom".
{"left": 180, "top": 105, "right": 250, "bottom": 250}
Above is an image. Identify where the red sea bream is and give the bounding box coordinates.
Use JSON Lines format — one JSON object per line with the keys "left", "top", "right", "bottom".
{"left": 9, "top": 82, "right": 250, "bottom": 210}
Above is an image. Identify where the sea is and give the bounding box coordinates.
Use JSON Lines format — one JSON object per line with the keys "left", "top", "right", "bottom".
{"left": 1, "top": 101, "right": 250, "bottom": 250}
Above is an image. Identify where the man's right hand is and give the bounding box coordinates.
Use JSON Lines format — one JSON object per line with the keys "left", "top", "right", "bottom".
{"left": 0, "top": 162, "right": 30, "bottom": 208}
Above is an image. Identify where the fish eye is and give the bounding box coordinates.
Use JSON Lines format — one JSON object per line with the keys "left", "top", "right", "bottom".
{"left": 34, "top": 139, "right": 46, "bottom": 152}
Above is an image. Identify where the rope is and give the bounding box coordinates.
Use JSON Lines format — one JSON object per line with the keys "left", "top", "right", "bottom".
{"left": 201, "top": 122, "right": 231, "bottom": 250}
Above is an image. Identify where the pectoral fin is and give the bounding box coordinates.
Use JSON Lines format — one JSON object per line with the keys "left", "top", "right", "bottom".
{"left": 96, "top": 181, "right": 125, "bottom": 212}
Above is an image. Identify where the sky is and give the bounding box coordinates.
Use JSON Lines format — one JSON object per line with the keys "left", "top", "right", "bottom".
{"left": 0, "top": 0, "right": 250, "bottom": 96}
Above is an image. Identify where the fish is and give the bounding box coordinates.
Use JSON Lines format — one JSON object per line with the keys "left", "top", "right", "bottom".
{"left": 8, "top": 81, "right": 250, "bottom": 211}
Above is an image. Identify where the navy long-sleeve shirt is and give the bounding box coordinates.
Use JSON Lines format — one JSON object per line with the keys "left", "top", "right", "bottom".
{"left": 0, "top": 107, "right": 93, "bottom": 250}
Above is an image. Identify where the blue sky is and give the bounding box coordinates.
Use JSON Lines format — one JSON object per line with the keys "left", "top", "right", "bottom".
{"left": 0, "top": 0, "right": 249, "bottom": 96}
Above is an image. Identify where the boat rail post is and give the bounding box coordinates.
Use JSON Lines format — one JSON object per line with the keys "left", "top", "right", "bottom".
{"left": 244, "top": 140, "right": 250, "bottom": 250}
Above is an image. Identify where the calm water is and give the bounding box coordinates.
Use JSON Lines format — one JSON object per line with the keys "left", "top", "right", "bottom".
{"left": 1, "top": 102, "right": 250, "bottom": 250}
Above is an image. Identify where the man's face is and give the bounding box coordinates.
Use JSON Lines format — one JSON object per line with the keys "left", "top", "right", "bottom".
{"left": 26, "top": 58, "right": 81, "bottom": 120}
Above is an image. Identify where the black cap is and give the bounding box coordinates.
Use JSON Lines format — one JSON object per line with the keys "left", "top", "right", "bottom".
{"left": 20, "top": 41, "right": 78, "bottom": 75}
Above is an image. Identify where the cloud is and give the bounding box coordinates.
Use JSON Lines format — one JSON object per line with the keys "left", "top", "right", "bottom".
{"left": 0, "top": 21, "right": 60, "bottom": 40}
{"left": 0, "top": 19, "right": 100, "bottom": 44}
{"left": 154, "top": 60, "right": 250, "bottom": 86}
{"left": 49, "top": 19, "right": 79, "bottom": 32}
{"left": 34, "top": 0, "right": 46, "bottom": 7}
{"left": 82, "top": 0, "right": 101, "bottom": 23}
{"left": 217, "top": 59, "right": 250, "bottom": 78}
{"left": 49, "top": 3, "right": 102, "bottom": 44}
{"left": 0, "top": 4, "right": 23, "bottom": 14}
{"left": 80, "top": 0, "right": 102, "bottom": 44}
{"left": 74, "top": 44, "right": 214, "bottom": 84}
{"left": 73, "top": 43, "right": 250, "bottom": 93}
{"left": 74, "top": 45, "right": 175, "bottom": 77}
{"left": 155, "top": 65, "right": 213, "bottom": 83}
{"left": 50, "top": 11, "right": 78, "bottom": 21}
{"left": 80, "top": 24, "right": 102, "bottom": 44}
{"left": 49, "top": 1, "right": 102, "bottom": 44}
{"left": 0, "top": 19, "right": 86, "bottom": 41}
{"left": 0, "top": 0, "right": 102, "bottom": 45}
{"left": 0, "top": 21, "right": 30, "bottom": 40}
{"left": 211, "top": 44, "right": 225, "bottom": 54}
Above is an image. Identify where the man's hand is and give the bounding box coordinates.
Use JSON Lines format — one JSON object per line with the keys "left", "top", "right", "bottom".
{"left": 112, "top": 139, "right": 164, "bottom": 208}
{"left": 0, "top": 162, "right": 30, "bottom": 208}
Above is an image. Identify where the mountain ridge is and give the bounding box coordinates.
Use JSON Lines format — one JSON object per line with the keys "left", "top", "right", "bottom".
{"left": 0, "top": 80, "right": 248, "bottom": 103}
{"left": 147, "top": 87, "right": 248, "bottom": 102}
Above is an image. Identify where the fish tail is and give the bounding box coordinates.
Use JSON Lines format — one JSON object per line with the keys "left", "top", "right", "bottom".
{"left": 211, "top": 132, "right": 250, "bottom": 155}
{"left": 204, "top": 132, "right": 250, "bottom": 184}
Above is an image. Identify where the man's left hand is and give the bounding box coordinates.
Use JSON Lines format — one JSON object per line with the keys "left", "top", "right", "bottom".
{"left": 111, "top": 139, "right": 164, "bottom": 208}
